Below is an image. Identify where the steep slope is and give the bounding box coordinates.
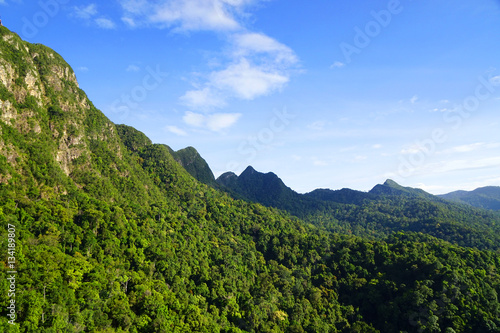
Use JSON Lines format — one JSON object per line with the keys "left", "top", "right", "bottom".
{"left": 1, "top": 27, "right": 500, "bottom": 333}
{"left": 170, "top": 146, "right": 218, "bottom": 187}
{"left": 440, "top": 186, "right": 500, "bottom": 210}
{"left": 116, "top": 124, "right": 218, "bottom": 187}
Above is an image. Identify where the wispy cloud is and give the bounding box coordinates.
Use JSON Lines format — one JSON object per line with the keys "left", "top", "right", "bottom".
{"left": 330, "top": 61, "right": 345, "bottom": 69}
{"left": 181, "top": 87, "right": 226, "bottom": 110}
{"left": 126, "top": 65, "right": 141, "bottom": 72}
{"left": 118, "top": 0, "right": 298, "bottom": 130}
{"left": 72, "top": 4, "right": 117, "bottom": 29}
{"left": 432, "top": 157, "right": 500, "bottom": 174}
{"left": 165, "top": 125, "right": 187, "bottom": 136}
{"left": 119, "top": 0, "right": 255, "bottom": 31}
{"left": 183, "top": 111, "right": 241, "bottom": 131}
{"left": 233, "top": 32, "right": 298, "bottom": 65}
{"left": 73, "top": 4, "right": 98, "bottom": 19}
{"left": 182, "top": 34, "right": 298, "bottom": 109}
{"left": 443, "top": 142, "right": 500, "bottom": 154}
{"left": 410, "top": 95, "right": 418, "bottom": 104}
{"left": 95, "top": 18, "right": 116, "bottom": 29}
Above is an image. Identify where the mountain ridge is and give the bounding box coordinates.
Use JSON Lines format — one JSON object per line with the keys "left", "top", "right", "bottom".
{"left": 216, "top": 165, "right": 500, "bottom": 249}
{"left": 439, "top": 186, "right": 500, "bottom": 210}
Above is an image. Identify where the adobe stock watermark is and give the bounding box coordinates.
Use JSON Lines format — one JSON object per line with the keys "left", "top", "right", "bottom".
{"left": 337, "top": 0, "right": 408, "bottom": 66}
{"left": 109, "top": 65, "right": 168, "bottom": 121}
{"left": 21, "top": 0, "right": 70, "bottom": 39}
{"left": 226, "top": 108, "right": 296, "bottom": 174}
{"left": 6, "top": 223, "right": 17, "bottom": 325}
{"left": 397, "top": 70, "right": 499, "bottom": 178}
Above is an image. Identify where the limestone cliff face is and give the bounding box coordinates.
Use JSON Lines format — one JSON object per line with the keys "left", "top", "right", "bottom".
{"left": 0, "top": 26, "right": 122, "bottom": 194}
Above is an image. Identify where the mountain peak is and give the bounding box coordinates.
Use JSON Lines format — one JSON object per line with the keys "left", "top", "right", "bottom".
{"left": 241, "top": 165, "right": 257, "bottom": 175}
{"left": 370, "top": 179, "right": 436, "bottom": 200}
{"left": 384, "top": 179, "right": 401, "bottom": 187}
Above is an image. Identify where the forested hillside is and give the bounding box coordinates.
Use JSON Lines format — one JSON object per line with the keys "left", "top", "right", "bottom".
{"left": 439, "top": 187, "right": 500, "bottom": 211}
{"left": 1, "top": 26, "right": 500, "bottom": 333}
{"left": 217, "top": 167, "right": 500, "bottom": 250}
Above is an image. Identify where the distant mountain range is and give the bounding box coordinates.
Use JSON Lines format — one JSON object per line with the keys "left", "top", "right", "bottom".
{"left": 439, "top": 186, "right": 500, "bottom": 210}
{"left": 195, "top": 160, "right": 500, "bottom": 212}
{"left": 212, "top": 167, "right": 500, "bottom": 249}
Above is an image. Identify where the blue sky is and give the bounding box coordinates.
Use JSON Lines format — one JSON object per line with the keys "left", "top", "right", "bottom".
{"left": 2, "top": 0, "right": 500, "bottom": 194}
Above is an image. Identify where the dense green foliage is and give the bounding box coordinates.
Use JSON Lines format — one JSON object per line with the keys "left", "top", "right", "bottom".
{"left": 1, "top": 26, "right": 500, "bottom": 332}
{"left": 439, "top": 187, "right": 500, "bottom": 211}
{"left": 218, "top": 167, "right": 500, "bottom": 250}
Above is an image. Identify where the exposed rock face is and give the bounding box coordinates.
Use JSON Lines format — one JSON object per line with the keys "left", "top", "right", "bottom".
{"left": 0, "top": 61, "right": 15, "bottom": 88}
{"left": 0, "top": 26, "right": 120, "bottom": 182}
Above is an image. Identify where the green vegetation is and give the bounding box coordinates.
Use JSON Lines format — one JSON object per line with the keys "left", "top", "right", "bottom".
{"left": 218, "top": 168, "right": 500, "bottom": 250}
{"left": 439, "top": 187, "right": 500, "bottom": 211}
{"left": 0, "top": 26, "right": 499, "bottom": 332}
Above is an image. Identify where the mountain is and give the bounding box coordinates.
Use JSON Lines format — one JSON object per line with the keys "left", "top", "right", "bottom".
{"left": 218, "top": 168, "right": 500, "bottom": 250}
{"left": 304, "top": 188, "right": 374, "bottom": 205}
{"left": 439, "top": 186, "right": 500, "bottom": 210}
{"left": 169, "top": 146, "right": 217, "bottom": 187}
{"left": 1, "top": 26, "right": 500, "bottom": 332}
{"left": 369, "top": 179, "right": 438, "bottom": 200}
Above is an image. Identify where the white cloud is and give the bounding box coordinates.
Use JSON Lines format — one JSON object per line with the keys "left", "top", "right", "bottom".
{"left": 183, "top": 111, "right": 206, "bottom": 127}
{"left": 372, "top": 144, "right": 382, "bottom": 149}
{"left": 432, "top": 157, "right": 500, "bottom": 173}
{"left": 95, "top": 18, "right": 116, "bottom": 29}
{"left": 410, "top": 95, "right": 418, "bottom": 104}
{"left": 126, "top": 65, "right": 141, "bottom": 72}
{"left": 400, "top": 144, "right": 425, "bottom": 155}
{"left": 446, "top": 142, "right": 500, "bottom": 154}
{"left": 181, "top": 87, "right": 226, "bottom": 110}
{"left": 118, "top": 0, "right": 298, "bottom": 112}
{"left": 73, "top": 4, "right": 98, "bottom": 20}
{"left": 313, "top": 158, "right": 328, "bottom": 166}
{"left": 210, "top": 59, "right": 289, "bottom": 100}
{"left": 77, "top": 66, "right": 89, "bottom": 72}
{"left": 151, "top": 0, "right": 239, "bottom": 31}
{"left": 72, "top": 4, "right": 116, "bottom": 29}
{"left": 330, "top": 61, "right": 345, "bottom": 69}
{"left": 122, "top": 17, "right": 137, "bottom": 27}
{"left": 119, "top": 0, "right": 256, "bottom": 31}
{"left": 165, "top": 125, "right": 187, "bottom": 136}
{"left": 206, "top": 113, "right": 241, "bottom": 131}
{"left": 182, "top": 111, "right": 241, "bottom": 131}
{"left": 233, "top": 32, "right": 298, "bottom": 64}
{"left": 450, "top": 142, "right": 485, "bottom": 153}
{"left": 183, "top": 36, "right": 297, "bottom": 109}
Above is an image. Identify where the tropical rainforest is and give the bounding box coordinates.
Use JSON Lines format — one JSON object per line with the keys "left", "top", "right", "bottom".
{"left": 0, "top": 26, "right": 499, "bottom": 333}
